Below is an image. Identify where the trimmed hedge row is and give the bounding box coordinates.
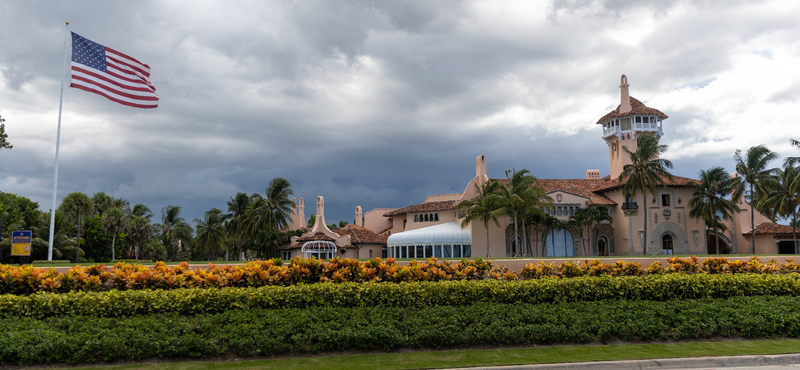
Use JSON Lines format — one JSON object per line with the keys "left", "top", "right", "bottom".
{"left": 4, "top": 296, "right": 800, "bottom": 365}
{"left": 3, "top": 273, "right": 800, "bottom": 318}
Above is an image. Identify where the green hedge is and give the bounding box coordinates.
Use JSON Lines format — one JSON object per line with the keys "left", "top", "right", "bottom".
{"left": 3, "top": 273, "right": 800, "bottom": 319}
{"left": 3, "top": 296, "right": 800, "bottom": 365}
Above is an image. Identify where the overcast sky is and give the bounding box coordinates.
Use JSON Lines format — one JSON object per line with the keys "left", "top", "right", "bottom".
{"left": 1, "top": 0, "right": 799, "bottom": 227}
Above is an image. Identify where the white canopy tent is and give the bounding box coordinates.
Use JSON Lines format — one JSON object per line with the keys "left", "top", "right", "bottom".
{"left": 387, "top": 221, "right": 472, "bottom": 259}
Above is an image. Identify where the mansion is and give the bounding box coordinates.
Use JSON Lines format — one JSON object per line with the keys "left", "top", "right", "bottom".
{"left": 280, "top": 75, "right": 798, "bottom": 259}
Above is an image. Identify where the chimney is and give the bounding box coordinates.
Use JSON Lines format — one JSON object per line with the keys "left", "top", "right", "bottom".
{"left": 355, "top": 206, "right": 363, "bottom": 227}
{"left": 619, "top": 74, "right": 631, "bottom": 113}
{"left": 585, "top": 169, "right": 600, "bottom": 180}
{"left": 475, "top": 154, "right": 487, "bottom": 186}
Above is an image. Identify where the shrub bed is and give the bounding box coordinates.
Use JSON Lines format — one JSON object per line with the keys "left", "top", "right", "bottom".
{"left": 2, "top": 256, "right": 800, "bottom": 295}
{"left": 3, "top": 296, "right": 800, "bottom": 365}
{"left": 3, "top": 273, "right": 800, "bottom": 319}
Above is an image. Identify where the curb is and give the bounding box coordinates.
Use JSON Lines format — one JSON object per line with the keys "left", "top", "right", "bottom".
{"left": 446, "top": 353, "right": 800, "bottom": 369}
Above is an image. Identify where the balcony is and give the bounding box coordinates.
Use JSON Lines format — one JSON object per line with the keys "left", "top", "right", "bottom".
{"left": 621, "top": 202, "right": 638, "bottom": 211}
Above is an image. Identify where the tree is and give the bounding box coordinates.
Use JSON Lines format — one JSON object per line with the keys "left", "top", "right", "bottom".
{"left": 733, "top": 145, "right": 778, "bottom": 254}
{"left": 102, "top": 207, "right": 126, "bottom": 261}
{"left": 765, "top": 164, "right": 800, "bottom": 254}
{"left": 585, "top": 208, "right": 613, "bottom": 255}
{"left": 60, "top": 192, "right": 93, "bottom": 263}
{"left": 568, "top": 208, "right": 594, "bottom": 256}
{"left": 194, "top": 208, "right": 229, "bottom": 261}
{"left": 541, "top": 213, "right": 562, "bottom": 257}
{"left": 265, "top": 177, "right": 294, "bottom": 230}
{"left": 126, "top": 216, "right": 152, "bottom": 260}
{"left": 92, "top": 192, "right": 114, "bottom": 217}
{"left": 619, "top": 134, "right": 674, "bottom": 255}
{"left": 0, "top": 115, "right": 11, "bottom": 153}
{"left": 785, "top": 139, "right": 799, "bottom": 167}
{"left": 227, "top": 192, "right": 250, "bottom": 261}
{"left": 307, "top": 213, "right": 316, "bottom": 227}
{"left": 158, "top": 205, "right": 191, "bottom": 261}
{"left": 689, "top": 167, "right": 740, "bottom": 254}
{"left": 496, "top": 169, "right": 538, "bottom": 257}
{"left": 457, "top": 180, "right": 504, "bottom": 258}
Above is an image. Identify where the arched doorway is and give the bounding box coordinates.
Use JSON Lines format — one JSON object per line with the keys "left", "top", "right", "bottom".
{"left": 662, "top": 234, "right": 674, "bottom": 255}
{"left": 546, "top": 227, "right": 574, "bottom": 257}
{"left": 597, "top": 236, "right": 609, "bottom": 256}
{"left": 505, "top": 224, "right": 523, "bottom": 257}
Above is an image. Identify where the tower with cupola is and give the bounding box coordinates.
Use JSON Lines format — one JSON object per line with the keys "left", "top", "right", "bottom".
{"left": 597, "top": 75, "right": 668, "bottom": 179}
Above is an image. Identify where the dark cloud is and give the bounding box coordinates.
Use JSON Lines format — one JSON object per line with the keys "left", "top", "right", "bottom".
{"left": 1, "top": 0, "right": 799, "bottom": 226}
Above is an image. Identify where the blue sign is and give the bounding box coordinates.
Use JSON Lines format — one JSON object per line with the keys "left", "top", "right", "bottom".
{"left": 12, "top": 230, "right": 32, "bottom": 256}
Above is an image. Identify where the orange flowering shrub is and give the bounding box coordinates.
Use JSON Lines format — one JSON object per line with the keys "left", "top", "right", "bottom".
{"left": 3, "top": 256, "right": 800, "bottom": 295}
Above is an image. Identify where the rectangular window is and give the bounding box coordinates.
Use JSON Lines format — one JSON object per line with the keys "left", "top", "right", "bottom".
{"left": 643, "top": 117, "right": 649, "bottom": 123}
{"left": 281, "top": 251, "right": 292, "bottom": 260}
{"left": 662, "top": 194, "right": 671, "bottom": 207}
{"left": 635, "top": 116, "right": 642, "bottom": 123}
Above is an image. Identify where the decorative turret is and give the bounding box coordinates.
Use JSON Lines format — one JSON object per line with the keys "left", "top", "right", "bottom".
{"left": 597, "top": 75, "right": 669, "bottom": 179}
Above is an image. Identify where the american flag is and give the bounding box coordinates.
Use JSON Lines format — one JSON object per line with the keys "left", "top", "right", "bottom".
{"left": 70, "top": 32, "right": 158, "bottom": 109}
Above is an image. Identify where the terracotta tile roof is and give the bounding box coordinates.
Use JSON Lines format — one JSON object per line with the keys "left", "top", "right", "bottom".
{"left": 494, "top": 178, "right": 616, "bottom": 206}
{"left": 378, "top": 226, "right": 392, "bottom": 235}
{"left": 383, "top": 200, "right": 457, "bottom": 217}
{"left": 334, "top": 224, "right": 389, "bottom": 245}
{"left": 743, "top": 222, "right": 800, "bottom": 235}
{"left": 596, "top": 97, "right": 668, "bottom": 124}
{"left": 591, "top": 175, "right": 697, "bottom": 193}
{"left": 296, "top": 232, "right": 335, "bottom": 242}
{"left": 533, "top": 178, "right": 617, "bottom": 206}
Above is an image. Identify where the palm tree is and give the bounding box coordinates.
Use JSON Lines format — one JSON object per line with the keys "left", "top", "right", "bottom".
{"left": 92, "top": 192, "right": 114, "bottom": 217}
{"left": 689, "top": 167, "right": 740, "bottom": 254}
{"left": 585, "top": 208, "right": 613, "bottom": 255}
{"left": 227, "top": 192, "right": 250, "bottom": 261}
{"left": 158, "top": 205, "right": 187, "bottom": 261}
{"left": 568, "top": 208, "right": 590, "bottom": 256}
{"left": 126, "top": 216, "right": 152, "bottom": 260}
{"left": 733, "top": 145, "right": 778, "bottom": 254}
{"left": 265, "top": 177, "right": 294, "bottom": 230}
{"left": 619, "top": 134, "right": 674, "bottom": 255}
{"left": 765, "top": 164, "right": 800, "bottom": 253}
{"left": 194, "top": 208, "right": 229, "bottom": 261}
{"left": 542, "top": 214, "right": 563, "bottom": 257}
{"left": 497, "top": 169, "right": 538, "bottom": 257}
{"left": 785, "top": 139, "right": 799, "bottom": 167}
{"left": 101, "top": 207, "right": 126, "bottom": 261}
{"left": 128, "top": 203, "right": 153, "bottom": 220}
{"left": 457, "top": 180, "right": 504, "bottom": 258}
{"left": 60, "top": 192, "right": 93, "bottom": 263}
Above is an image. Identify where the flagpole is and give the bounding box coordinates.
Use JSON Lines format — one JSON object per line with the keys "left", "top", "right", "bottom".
{"left": 48, "top": 22, "right": 69, "bottom": 261}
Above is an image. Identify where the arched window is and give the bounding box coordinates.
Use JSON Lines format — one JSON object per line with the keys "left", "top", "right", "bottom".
{"left": 424, "top": 214, "right": 429, "bottom": 222}
{"left": 569, "top": 207, "right": 574, "bottom": 216}
{"left": 557, "top": 207, "right": 562, "bottom": 216}
{"left": 414, "top": 214, "right": 419, "bottom": 222}
{"left": 434, "top": 213, "right": 439, "bottom": 221}
{"left": 662, "top": 235, "right": 674, "bottom": 255}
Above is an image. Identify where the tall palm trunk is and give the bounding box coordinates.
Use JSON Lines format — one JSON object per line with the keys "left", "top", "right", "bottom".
{"left": 76, "top": 212, "right": 82, "bottom": 263}
{"left": 714, "top": 202, "right": 720, "bottom": 254}
{"left": 111, "top": 233, "right": 116, "bottom": 261}
{"left": 513, "top": 210, "right": 519, "bottom": 257}
{"left": 587, "top": 220, "right": 593, "bottom": 257}
{"left": 793, "top": 207, "right": 798, "bottom": 254}
{"left": 642, "top": 193, "right": 648, "bottom": 255}
{"left": 749, "top": 183, "right": 756, "bottom": 254}
{"left": 485, "top": 219, "right": 490, "bottom": 258}
{"left": 522, "top": 218, "right": 529, "bottom": 257}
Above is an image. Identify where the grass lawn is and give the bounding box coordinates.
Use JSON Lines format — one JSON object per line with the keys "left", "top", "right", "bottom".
{"left": 49, "top": 339, "right": 800, "bottom": 370}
